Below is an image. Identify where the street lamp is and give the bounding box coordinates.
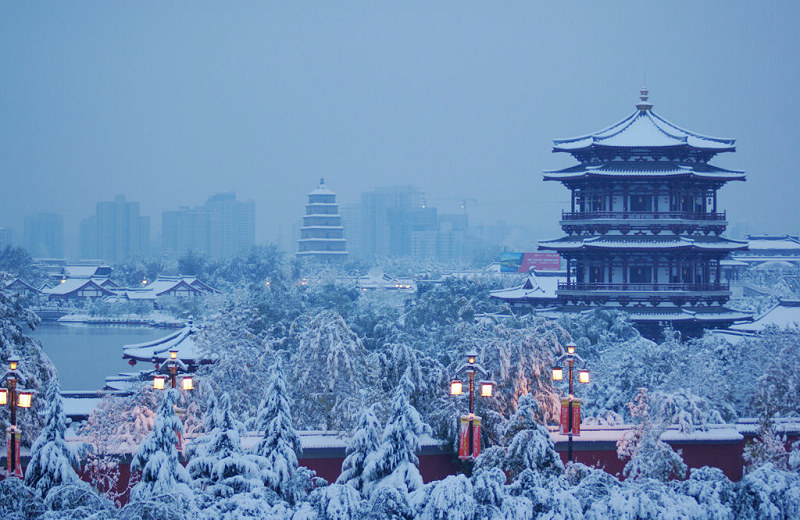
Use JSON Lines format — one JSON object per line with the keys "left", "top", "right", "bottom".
{"left": 552, "top": 342, "right": 590, "bottom": 463}
{"left": 1, "top": 356, "right": 35, "bottom": 477}
{"left": 152, "top": 349, "right": 193, "bottom": 391}
{"left": 151, "top": 349, "right": 193, "bottom": 452}
{"left": 450, "top": 349, "right": 495, "bottom": 460}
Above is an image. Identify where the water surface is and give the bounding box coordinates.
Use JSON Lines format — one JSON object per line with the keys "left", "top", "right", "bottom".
{"left": 31, "top": 323, "right": 168, "bottom": 391}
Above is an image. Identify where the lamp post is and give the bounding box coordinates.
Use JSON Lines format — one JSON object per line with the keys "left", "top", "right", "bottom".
{"left": 1, "top": 356, "right": 34, "bottom": 477}
{"left": 152, "top": 349, "right": 194, "bottom": 391}
{"left": 151, "top": 349, "right": 193, "bottom": 452}
{"left": 552, "top": 342, "right": 590, "bottom": 463}
{"left": 450, "top": 349, "right": 495, "bottom": 460}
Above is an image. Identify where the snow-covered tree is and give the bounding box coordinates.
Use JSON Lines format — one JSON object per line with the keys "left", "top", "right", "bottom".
{"left": 414, "top": 474, "right": 476, "bottom": 520}
{"left": 616, "top": 388, "right": 687, "bottom": 481}
{"left": 653, "top": 388, "right": 722, "bottom": 434}
{"left": 362, "top": 369, "right": 431, "bottom": 497}
{"left": 188, "top": 393, "right": 262, "bottom": 498}
{"left": 130, "top": 389, "right": 193, "bottom": 502}
{"left": 308, "top": 483, "right": 363, "bottom": 520}
{"left": 359, "top": 485, "right": 412, "bottom": 520}
{"left": 584, "top": 478, "right": 702, "bottom": 519}
{"left": 288, "top": 311, "right": 379, "bottom": 430}
{"left": 734, "top": 463, "right": 800, "bottom": 519}
{"left": 336, "top": 403, "right": 381, "bottom": 494}
{"left": 255, "top": 363, "right": 303, "bottom": 503}
{"left": 24, "top": 379, "right": 82, "bottom": 498}
{"left": 743, "top": 414, "right": 790, "bottom": 472}
{"left": 0, "top": 288, "right": 56, "bottom": 444}
{"left": 674, "top": 466, "right": 735, "bottom": 520}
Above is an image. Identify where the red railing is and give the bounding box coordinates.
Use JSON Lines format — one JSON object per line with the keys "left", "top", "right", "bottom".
{"left": 561, "top": 211, "right": 726, "bottom": 221}
{"left": 557, "top": 282, "right": 730, "bottom": 292}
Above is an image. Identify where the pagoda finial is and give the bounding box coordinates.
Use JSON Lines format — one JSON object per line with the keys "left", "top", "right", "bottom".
{"left": 636, "top": 85, "right": 652, "bottom": 112}
{"left": 320, "top": 177, "right": 325, "bottom": 186}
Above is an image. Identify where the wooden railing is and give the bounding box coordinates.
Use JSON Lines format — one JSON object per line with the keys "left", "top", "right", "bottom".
{"left": 557, "top": 282, "right": 730, "bottom": 292}
{"left": 561, "top": 210, "right": 726, "bottom": 221}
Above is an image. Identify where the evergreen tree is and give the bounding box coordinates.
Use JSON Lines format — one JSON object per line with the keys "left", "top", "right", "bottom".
{"left": 130, "top": 389, "right": 193, "bottom": 501}
{"left": 255, "top": 363, "right": 303, "bottom": 502}
{"left": 188, "top": 393, "right": 262, "bottom": 497}
{"left": 617, "top": 388, "right": 687, "bottom": 481}
{"left": 336, "top": 403, "right": 381, "bottom": 494}
{"left": 362, "top": 369, "right": 431, "bottom": 496}
{"left": 24, "top": 379, "right": 82, "bottom": 498}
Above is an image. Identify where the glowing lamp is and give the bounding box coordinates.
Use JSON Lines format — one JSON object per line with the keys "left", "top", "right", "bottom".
{"left": 579, "top": 370, "right": 590, "bottom": 384}
{"left": 169, "top": 350, "right": 178, "bottom": 360}
{"left": 17, "top": 391, "right": 32, "bottom": 408}
{"left": 182, "top": 376, "right": 194, "bottom": 391}
{"left": 450, "top": 380, "right": 463, "bottom": 396}
{"left": 0, "top": 388, "right": 7, "bottom": 405}
{"left": 153, "top": 376, "right": 166, "bottom": 390}
{"left": 480, "top": 382, "right": 494, "bottom": 398}
{"left": 9, "top": 356, "right": 19, "bottom": 371}
{"left": 552, "top": 367, "right": 564, "bottom": 381}
{"left": 567, "top": 344, "right": 576, "bottom": 354}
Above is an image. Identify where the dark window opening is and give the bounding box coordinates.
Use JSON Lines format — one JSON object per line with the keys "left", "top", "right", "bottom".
{"left": 629, "top": 266, "right": 651, "bottom": 283}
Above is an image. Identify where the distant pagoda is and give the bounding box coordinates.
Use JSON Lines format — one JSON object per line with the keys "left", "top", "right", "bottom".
{"left": 498, "top": 88, "right": 751, "bottom": 335}
{"left": 296, "top": 178, "right": 348, "bottom": 262}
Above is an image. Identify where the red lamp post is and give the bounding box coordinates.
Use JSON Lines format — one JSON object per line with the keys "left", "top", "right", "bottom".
{"left": 450, "top": 349, "right": 495, "bottom": 461}
{"left": 152, "top": 349, "right": 193, "bottom": 391}
{"left": 552, "top": 342, "right": 590, "bottom": 463}
{"left": 1, "top": 356, "right": 34, "bottom": 477}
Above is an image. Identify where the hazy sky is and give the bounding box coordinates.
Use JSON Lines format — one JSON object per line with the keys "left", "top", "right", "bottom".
{"left": 2, "top": 2, "right": 799, "bottom": 253}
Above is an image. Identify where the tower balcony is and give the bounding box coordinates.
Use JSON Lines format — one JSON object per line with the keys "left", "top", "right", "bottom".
{"left": 557, "top": 282, "right": 730, "bottom": 303}
{"left": 561, "top": 210, "right": 726, "bottom": 222}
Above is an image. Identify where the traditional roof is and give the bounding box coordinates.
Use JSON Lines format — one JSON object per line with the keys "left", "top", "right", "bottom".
{"left": 536, "top": 304, "right": 751, "bottom": 324}
{"left": 3, "top": 278, "right": 42, "bottom": 294}
{"left": 729, "top": 299, "right": 800, "bottom": 333}
{"left": 744, "top": 235, "right": 800, "bottom": 252}
{"left": 538, "top": 235, "right": 748, "bottom": 253}
{"left": 308, "top": 178, "right": 336, "bottom": 196}
{"left": 489, "top": 274, "right": 562, "bottom": 304}
{"left": 42, "top": 278, "right": 117, "bottom": 297}
{"left": 122, "top": 322, "right": 208, "bottom": 364}
{"left": 63, "top": 264, "right": 113, "bottom": 278}
{"left": 553, "top": 88, "right": 735, "bottom": 154}
{"left": 544, "top": 161, "right": 745, "bottom": 182}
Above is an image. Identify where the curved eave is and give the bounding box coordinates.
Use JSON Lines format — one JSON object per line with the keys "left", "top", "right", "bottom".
{"left": 553, "top": 108, "right": 735, "bottom": 153}
{"left": 543, "top": 171, "right": 746, "bottom": 182}
{"left": 539, "top": 238, "right": 748, "bottom": 253}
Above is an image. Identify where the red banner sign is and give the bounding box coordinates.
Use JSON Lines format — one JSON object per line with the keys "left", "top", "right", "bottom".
{"left": 458, "top": 416, "right": 471, "bottom": 459}
{"left": 6, "top": 427, "right": 22, "bottom": 477}
{"left": 559, "top": 398, "right": 581, "bottom": 436}
{"left": 471, "top": 416, "right": 482, "bottom": 459}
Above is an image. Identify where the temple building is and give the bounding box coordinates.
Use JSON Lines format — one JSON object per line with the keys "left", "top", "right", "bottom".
{"left": 296, "top": 179, "right": 349, "bottom": 262}
{"left": 493, "top": 88, "right": 751, "bottom": 336}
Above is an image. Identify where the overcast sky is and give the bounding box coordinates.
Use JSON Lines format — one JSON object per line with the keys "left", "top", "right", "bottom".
{"left": 2, "top": 2, "right": 799, "bottom": 253}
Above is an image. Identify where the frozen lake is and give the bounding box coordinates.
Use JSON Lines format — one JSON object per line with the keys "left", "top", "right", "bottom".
{"left": 31, "top": 322, "right": 168, "bottom": 391}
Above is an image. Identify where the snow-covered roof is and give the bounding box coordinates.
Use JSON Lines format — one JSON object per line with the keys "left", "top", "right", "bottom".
{"left": 122, "top": 323, "right": 207, "bottom": 364}
{"left": 489, "top": 274, "right": 562, "bottom": 303}
{"left": 3, "top": 278, "right": 42, "bottom": 293}
{"left": 744, "top": 235, "right": 800, "bottom": 252}
{"left": 63, "top": 264, "right": 112, "bottom": 278}
{"left": 308, "top": 178, "right": 336, "bottom": 196}
{"left": 553, "top": 90, "right": 735, "bottom": 154}
{"left": 544, "top": 161, "right": 744, "bottom": 182}
{"left": 535, "top": 305, "right": 751, "bottom": 324}
{"left": 538, "top": 235, "right": 748, "bottom": 252}
{"left": 42, "top": 278, "right": 117, "bottom": 296}
{"left": 729, "top": 300, "right": 800, "bottom": 333}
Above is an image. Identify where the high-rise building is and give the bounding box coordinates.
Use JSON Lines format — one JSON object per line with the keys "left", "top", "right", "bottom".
{"left": 79, "top": 195, "right": 150, "bottom": 261}
{"left": 162, "top": 193, "right": 254, "bottom": 259}
{"left": 296, "top": 179, "right": 348, "bottom": 262}
{"left": 0, "top": 228, "right": 11, "bottom": 250}
{"left": 23, "top": 212, "right": 64, "bottom": 258}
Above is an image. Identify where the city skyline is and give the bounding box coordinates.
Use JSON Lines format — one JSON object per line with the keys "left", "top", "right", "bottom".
{"left": 2, "top": 3, "right": 800, "bottom": 254}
